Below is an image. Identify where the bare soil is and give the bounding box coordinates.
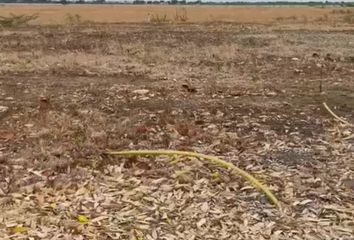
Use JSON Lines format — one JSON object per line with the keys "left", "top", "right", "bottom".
{"left": 0, "top": 21, "right": 353, "bottom": 239}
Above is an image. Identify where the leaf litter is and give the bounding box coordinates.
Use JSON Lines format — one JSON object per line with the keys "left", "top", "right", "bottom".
{"left": 0, "top": 23, "right": 354, "bottom": 240}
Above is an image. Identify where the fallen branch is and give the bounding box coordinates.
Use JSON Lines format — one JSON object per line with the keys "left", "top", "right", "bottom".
{"left": 107, "top": 149, "right": 281, "bottom": 210}
{"left": 323, "top": 102, "right": 351, "bottom": 126}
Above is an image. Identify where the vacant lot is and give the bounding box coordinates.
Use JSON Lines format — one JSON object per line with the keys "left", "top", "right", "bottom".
{"left": 0, "top": 6, "right": 354, "bottom": 240}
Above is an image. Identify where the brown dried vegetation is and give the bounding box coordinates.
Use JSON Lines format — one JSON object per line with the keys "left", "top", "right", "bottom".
{"left": 0, "top": 8, "right": 354, "bottom": 239}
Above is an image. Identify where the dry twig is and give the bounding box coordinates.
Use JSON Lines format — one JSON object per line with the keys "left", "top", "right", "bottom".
{"left": 323, "top": 102, "right": 351, "bottom": 126}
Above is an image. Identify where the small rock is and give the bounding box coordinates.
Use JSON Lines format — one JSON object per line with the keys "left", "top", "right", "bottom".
{"left": 291, "top": 57, "right": 300, "bottom": 61}
{"left": 24, "top": 123, "right": 34, "bottom": 128}
{"left": 294, "top": 68, "right": 302, "bottom": 74}
{"left": 133, "top": 89, "right": 149, "bottom": 95}
{"left": 0, "top": 106, "right": 8, "bottom": 113}
{"left": 5, "top": 97, "right": 14, "bottom": 101}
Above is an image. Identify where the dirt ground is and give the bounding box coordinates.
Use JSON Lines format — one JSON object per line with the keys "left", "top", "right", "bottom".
{"left": 0, "top": 14, "right": 354, "bottom": 240}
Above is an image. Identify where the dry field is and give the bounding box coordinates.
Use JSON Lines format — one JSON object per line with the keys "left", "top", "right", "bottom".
{"left": 0, "top": 4, "right": 354, "bottom": 24}
{"left": 0, "top": 5, "right": 354, "bottom": 240}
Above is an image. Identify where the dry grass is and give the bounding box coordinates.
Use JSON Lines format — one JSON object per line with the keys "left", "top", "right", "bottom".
{"left": 0, "top": 13, "right": 354, "bottom": 240}
{"left": 0, "top": 4, "right": 352, "bottom": 24}
{"left": 0, "top": 13, "right": 38, "bottom": 27}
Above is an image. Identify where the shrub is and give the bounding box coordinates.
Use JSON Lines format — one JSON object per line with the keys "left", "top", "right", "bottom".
{"left": 65, "top": 13, "right": 82, "bottom": 26}
{"left": 175, "top": 8, "right": 188, "bottom": 22}
{"left": 148, "top": 13, "right": 169, "bottom": 24}
{"left": 0, "top": 13, "right": 38, "bottom": 27}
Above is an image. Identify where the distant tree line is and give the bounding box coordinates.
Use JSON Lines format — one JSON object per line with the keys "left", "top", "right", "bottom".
{"left": 0, "top": 0, "right": 353, "bottom": 7}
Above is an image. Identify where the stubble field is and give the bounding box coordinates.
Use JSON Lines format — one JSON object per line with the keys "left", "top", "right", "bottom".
{"left": 0, "top": 5, "right": 354, "bottom": 240}
{"left": 0, "top": 4, "right": 354, "bottom": 24}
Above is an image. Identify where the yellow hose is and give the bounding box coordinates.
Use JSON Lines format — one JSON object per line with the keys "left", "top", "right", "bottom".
{"left": 107, "top": 150, "right": 281, "bottom": 209}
